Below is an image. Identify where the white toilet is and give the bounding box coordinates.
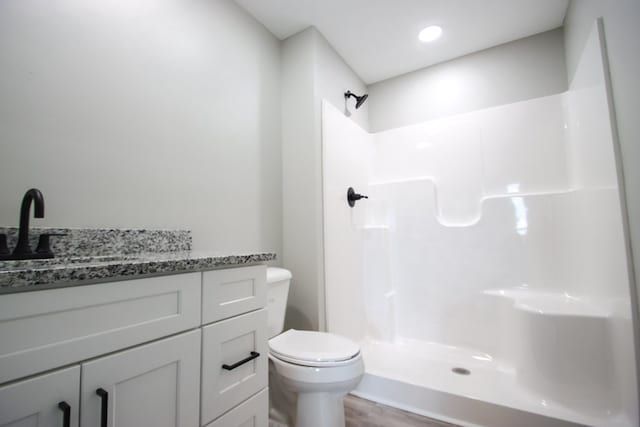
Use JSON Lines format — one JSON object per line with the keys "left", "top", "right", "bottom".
{"left": 266, "top": 267, "right": 364, "bottom": 427}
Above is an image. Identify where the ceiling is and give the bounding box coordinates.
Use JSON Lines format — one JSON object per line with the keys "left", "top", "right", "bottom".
{"left": 233, "top": 0, "right": 569, "bottom": 84}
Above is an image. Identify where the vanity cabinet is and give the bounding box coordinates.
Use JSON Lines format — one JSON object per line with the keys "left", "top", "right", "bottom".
{"left": 0, "top": 264, "right": 268, "bottom": 427}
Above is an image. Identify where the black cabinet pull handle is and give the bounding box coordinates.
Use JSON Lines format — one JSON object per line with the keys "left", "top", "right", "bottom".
{"left": 222, "top": 351, "right": 260, "bottom": 371}
{"left": 96, "top": 388, "right": 108, "bottom": 427}
{"left": 58, "top": 401, "right": 71, "bottom": 427}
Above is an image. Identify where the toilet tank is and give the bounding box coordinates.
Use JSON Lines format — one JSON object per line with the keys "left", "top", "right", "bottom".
{"left": 266, "top": 267, "right": 292, "bottom": 338}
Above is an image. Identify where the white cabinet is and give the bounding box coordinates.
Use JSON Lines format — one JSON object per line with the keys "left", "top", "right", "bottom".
{"left": 0, "top": 265, "right": 269, "bottom": 427}
{"left": 0, "top": 366, "right": 80, "bottom": 427}
{"left": 81, "top": 330, "right": 201, "bottom": 427}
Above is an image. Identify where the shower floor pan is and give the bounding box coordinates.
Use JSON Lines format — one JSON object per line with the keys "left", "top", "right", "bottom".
{"left": 353, "top": 339, "right": 630, "bottom": 427}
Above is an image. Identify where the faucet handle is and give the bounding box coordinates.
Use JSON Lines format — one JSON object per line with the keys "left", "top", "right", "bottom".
{"left": 35, "top": 233, "right": 67, "bottom": 258}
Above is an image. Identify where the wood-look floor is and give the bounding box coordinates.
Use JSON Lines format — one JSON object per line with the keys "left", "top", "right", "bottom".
{"left": 269, "top": 394, "right": 460, "bottom": 427}
{"left": 344, "top": 395, "right": 459, "bottom": 427}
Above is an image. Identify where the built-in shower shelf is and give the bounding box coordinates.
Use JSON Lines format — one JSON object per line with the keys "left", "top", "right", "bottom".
{"left": 481, "top": 287, "right": 616, "bottom": 420}
{"left": 484, "top": 289, "right": 610, "bottom": 318}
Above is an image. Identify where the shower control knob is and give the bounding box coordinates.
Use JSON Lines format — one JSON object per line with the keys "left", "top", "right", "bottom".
{"left": 347, "top": 187, "right": 368, "bottom": 208}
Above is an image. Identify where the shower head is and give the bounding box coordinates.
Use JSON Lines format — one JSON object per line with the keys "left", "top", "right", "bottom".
{"left": 355, "top": 93, "right": 368, "bottom": 109}
{"left": 345, "top": 90, "right": 368, "bottom": 109}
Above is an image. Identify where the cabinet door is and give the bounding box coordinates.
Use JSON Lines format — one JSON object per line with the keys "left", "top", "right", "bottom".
{"left": 201, "top": 309, "right": 268, "bottom": 425}
{"left": 81, "top": 330, "right": 200, "bottom": 427}
{"left": 0, "top": 366, "right": 79, "bottom": 427}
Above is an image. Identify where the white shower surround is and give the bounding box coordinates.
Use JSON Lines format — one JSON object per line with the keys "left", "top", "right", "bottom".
{"left": 322, "top": 22, "right": 637, "bottom": 427}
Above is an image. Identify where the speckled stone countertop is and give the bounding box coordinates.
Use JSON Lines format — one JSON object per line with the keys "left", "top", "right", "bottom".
{"left": 0, "top": 227, "right": 276, "bottom": 293}
{"left": 0, "top": 251, "right": 276, "bottom": 293}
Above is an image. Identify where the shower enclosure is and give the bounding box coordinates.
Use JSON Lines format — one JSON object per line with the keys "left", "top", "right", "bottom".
{"left": 321, "top": 22, "right": 637, "bottom": 427}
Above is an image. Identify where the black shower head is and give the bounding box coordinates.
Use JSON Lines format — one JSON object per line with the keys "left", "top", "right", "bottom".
{"left": 355, "top": 93, "right": 368, "bottom": 109}
{"left": 345, "top": 90, "right": 369, "bottom": 109}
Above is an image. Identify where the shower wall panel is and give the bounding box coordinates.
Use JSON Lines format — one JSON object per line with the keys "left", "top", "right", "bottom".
{"left": 321, "top": 101, "right": 372, "bottom": 342}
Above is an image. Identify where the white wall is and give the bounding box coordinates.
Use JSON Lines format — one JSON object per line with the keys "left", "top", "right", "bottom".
{"left": 0, "top": 0, "right": 282, "bottom": 254}
{"left": 281, "top": 27, "right": 368, "bottom": 331}
{"left": 564, "top": 2, "right": 640, "bottom": 424}
{"left": 314, "top": 33, "right": 369, "bottom": 132}
{"left": 367, "top": 28, "right": 567, "bottom": 132}
{"left": 281, "top": 28, "right": 319, "bottom": 330}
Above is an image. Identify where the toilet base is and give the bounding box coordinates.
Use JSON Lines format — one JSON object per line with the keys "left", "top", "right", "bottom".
{"left": 295, "top": 392, "right": 346, "bottom": 427}
{"left": 268, "top": 350, "right": 364, "bottom": 427}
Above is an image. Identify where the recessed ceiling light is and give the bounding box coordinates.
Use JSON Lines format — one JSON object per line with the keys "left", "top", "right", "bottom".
{"left": 418, "top": 25, "right": 442, "bottom": 43}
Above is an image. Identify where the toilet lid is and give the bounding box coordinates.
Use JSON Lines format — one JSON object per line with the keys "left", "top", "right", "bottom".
{"left": 269, "top": 330, "right": 360, "bottom": 365}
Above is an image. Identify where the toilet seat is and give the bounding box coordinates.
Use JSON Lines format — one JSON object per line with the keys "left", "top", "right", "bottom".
{"left": 269, "top": 351, "right": 364, "bottom": 385}
{"left": 269, "top": 330, "right": 361, "bottom": 368}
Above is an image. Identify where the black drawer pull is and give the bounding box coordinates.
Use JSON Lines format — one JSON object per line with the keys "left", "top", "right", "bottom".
{"left": 96, "top": 388, "right": 108, "bottom": 427}
{"left": 222, "top": 351, "right": 260, "bottom": 371}
{"left": 58, "top": 401, "right": 71, "bottom": 427}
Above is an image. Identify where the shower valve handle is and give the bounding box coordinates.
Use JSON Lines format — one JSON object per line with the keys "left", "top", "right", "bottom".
{"left": 347, "top": 187, "right": 368, "bottom": 207}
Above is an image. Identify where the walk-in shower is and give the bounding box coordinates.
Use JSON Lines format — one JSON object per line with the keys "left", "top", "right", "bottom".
{"left": 322, "top": 22, "right": 637, "bottom": 427}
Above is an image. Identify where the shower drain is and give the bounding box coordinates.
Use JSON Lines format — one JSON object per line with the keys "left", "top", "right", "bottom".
{"left": 451, "top": 367, "right": 471, "bottom": 376}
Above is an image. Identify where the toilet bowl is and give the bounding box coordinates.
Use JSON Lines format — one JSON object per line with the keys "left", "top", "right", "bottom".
{"left": 266, "top": 268, "right": 364, "bottom": 427}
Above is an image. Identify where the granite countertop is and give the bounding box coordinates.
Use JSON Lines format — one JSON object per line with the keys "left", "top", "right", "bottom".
{"left": 0, "top": 251, "right": 276, "bottom": 293}
{"left": 0, "top": 227, "right": 276, "bottom": 293}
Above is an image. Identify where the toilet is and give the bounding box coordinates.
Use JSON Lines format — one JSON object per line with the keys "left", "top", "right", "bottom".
{"left": 266, "top": 267, "right": 364, "bottom": 427}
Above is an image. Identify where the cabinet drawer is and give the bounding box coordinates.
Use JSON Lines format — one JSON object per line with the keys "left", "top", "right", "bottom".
{"left": 201, "top": 309, "right": 268, "bottom": 425}
{"left": 202, "top": 265, "right": 266, "bottom": 324}
{"left": 0, "top": 365, "right": 80, "bottom": 427}
{"left": 204, "top": 389, "right": 268, "bottom": 427}
{"left": 0, "top": 272, "right": 201, "bottom": 384}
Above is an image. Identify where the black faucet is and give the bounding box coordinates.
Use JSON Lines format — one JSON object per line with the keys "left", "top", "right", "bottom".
{"left": 0, "top": 189, "right": 65, "bottom": 261}
{"left": 11, "top": 188, "right": 46, "bottom": 259}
